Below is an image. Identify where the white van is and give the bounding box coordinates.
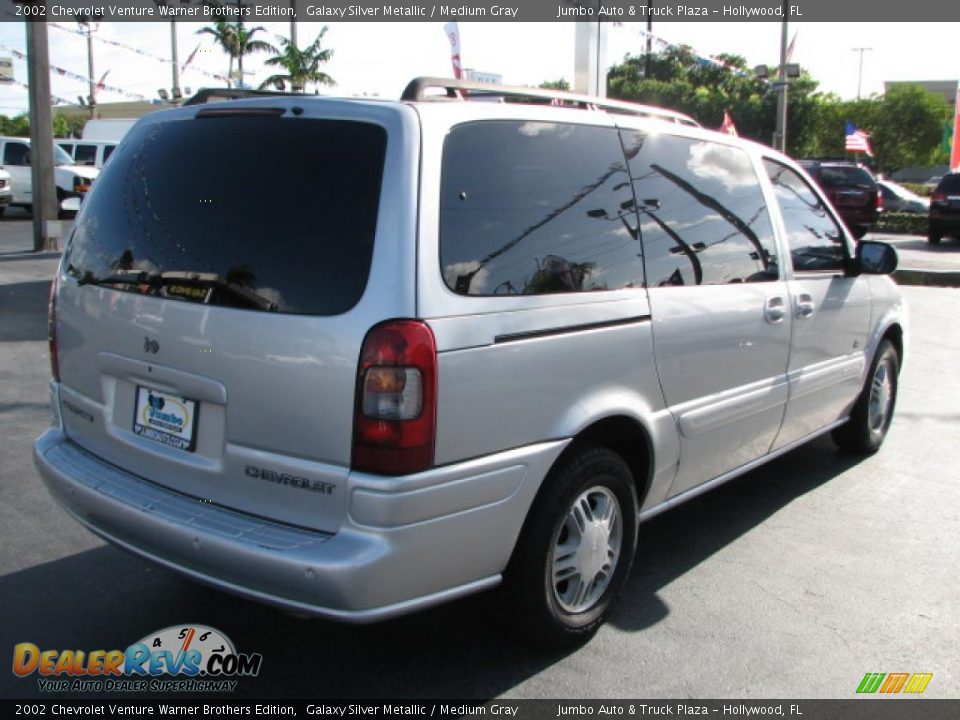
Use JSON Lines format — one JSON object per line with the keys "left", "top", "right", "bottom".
{"left": 56, "top": 139, "right": 119, "bottom": 169}
{"left": 0, "top": 136, "right": 99, "bottom": 216}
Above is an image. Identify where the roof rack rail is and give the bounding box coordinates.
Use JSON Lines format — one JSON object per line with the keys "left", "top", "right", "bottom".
{"left": 184, "top": 87, "right": 303, "bottom": 106}
{"left": 400, "top": 77, "right": 700, "bottom": 127}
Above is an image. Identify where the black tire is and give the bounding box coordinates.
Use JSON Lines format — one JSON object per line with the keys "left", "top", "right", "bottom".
{"left": 0, "top": 207, "right": 6, "bottom": 218}
{"left": 505, "top": 444, "right": 638, "bottom": 649}
{"left": 927, "top": 231, "right": 942, "bottom": 245}
{"left": 832, "top": 339, "right": 900, "bottom": 454}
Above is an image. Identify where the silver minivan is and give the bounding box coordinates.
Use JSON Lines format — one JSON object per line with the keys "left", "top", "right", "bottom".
{"left": 34, "top": 79, "right": 906, "bottom": 646}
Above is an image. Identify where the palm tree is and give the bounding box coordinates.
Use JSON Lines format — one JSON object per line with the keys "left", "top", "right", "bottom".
{"left": 259, "top": 28, "right": 335, "bottom": 93}
{"left": 197, "top": 20, "right": 238, "bottom": 86}
{"left": 197, "top": 19, "right": 275, "bottom": 88}
{"left": 232, "top": 24, "right": 276, "bottom": 88}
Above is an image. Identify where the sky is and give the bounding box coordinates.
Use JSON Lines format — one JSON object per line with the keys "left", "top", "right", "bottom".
{"left": 0, "top": 21, "right": 956, "bottom": 117}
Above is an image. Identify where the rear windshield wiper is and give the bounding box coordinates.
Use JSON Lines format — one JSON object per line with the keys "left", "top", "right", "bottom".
{"left": 73, "top": 268, "right": 154, "bottom": 288}
{"left": 72, "top": 268, "right": 280, "bottom": 312}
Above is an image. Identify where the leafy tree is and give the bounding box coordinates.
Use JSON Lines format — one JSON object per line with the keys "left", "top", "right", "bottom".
{"left": 607, "top": 48, "right": 819, "bottom": 156}
{"left": 539, "top": 79, "right": 570, "bottom": 91}
{"left": 259, "top": 28, "right": 335, "bottom": 92}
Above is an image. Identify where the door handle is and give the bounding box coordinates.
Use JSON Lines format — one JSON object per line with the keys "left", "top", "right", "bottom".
{"left": 764, "top": 296, "right": 786, "bottom": 324}
{"left": 795, "top": 292, "right": 815, "bottom": 319}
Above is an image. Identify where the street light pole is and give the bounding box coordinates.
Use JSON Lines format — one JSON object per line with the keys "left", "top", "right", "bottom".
{"left": 84, "top": 24, "right": 96, "bottom": 118}
{"left": 772, "top": 0, "right": 789, "bottom": 153}
{"left": 289, "top": 1, "right": 297, "bottom": 47}
{"left": 170, "top": 20, "right": 181, "bottom": 100}
{"left": 645, "top": 0, "right": 653, "bottom": 78}
{"left": 852, "top": 47, "right": 872, "bottom": 100}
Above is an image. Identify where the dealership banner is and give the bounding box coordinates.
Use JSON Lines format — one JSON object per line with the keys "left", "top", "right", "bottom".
{"left": 0, "top": 0, "right": 958, "bottom": 22}
{"left": 2, "top": 700, "right": 960, "bottom": 719}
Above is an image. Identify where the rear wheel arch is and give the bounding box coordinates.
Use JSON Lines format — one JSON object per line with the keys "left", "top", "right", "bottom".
{"left": 510, "top": 414, "right": 654, "bottom": 563}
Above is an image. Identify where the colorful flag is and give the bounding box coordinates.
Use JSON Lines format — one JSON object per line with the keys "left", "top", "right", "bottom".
{"left": 444, "top": 22, "right": 462, "bottom": 80}
{"left": 845, "top": 121, "right": 873, "bottom": 156}
{"left": 721, "top": 111, "right": 738, "bottom": 137}
{"left": 786, "top": 32, "right": 798, "bottom": 62}
{"left": 96, "top": 70, "right": 110, "bottom": 91}
{"left": 951, "top": 88, "right": 960, "bottom": 171}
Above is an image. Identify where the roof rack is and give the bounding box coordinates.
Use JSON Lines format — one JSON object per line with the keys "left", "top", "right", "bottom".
{"left": 400, "top": 77, "right": 700, "bottom": 127}
{"left": 183, "top": 88, "right": 303, "bottom": 106}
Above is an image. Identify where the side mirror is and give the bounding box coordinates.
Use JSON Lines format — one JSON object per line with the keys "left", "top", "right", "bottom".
{"left": 856, "top": 240, "right": 898, "bottom": 275}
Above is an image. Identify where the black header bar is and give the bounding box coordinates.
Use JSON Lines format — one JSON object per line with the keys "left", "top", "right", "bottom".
{"left": 1, "top": 0, "right": 959, "bottom": 23}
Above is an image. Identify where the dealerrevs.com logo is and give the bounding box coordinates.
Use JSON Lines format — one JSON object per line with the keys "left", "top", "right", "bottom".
{"left": 12, "top": 624, "right": 262, "bottom": 693}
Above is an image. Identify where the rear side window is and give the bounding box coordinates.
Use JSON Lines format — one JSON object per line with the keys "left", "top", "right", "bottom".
{"left": 3, "top": 142, "right": 29, "bottom": 166}
{"left": 73, "top": 144, "right": 97, "bottom": 166}
{"left": 619, "top": 131, "right": 779, "bottom": 287}
{"left": 66, "top": 115, "right": 387, "bottom": 316}
{"left": 440, "top": 121, "right": 644, "bottom": 295}
{"left": 764, "top": 159, "right": 845, "bottom": 273}
{"left": 103, "top": 145, "right": 115, "bottom": 163}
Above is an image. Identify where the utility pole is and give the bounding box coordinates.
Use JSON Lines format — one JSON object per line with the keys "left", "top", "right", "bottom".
{"left": 852, "top": 47, "right": 872, "bottom": 100}
{"left": 26, "top": 21, "right": 58, "bottom": 252}
{"left": 772, "top": 0, "right": 789, "bottom": 153}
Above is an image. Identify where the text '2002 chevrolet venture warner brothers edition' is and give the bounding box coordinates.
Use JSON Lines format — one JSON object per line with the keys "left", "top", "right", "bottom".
{"left": 34, "top": 78, "right": 906, "bottom": 647}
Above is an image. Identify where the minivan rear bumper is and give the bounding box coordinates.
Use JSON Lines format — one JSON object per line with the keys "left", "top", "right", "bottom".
{"left": 34, "top": 427, "right": 566, "bottom": 622}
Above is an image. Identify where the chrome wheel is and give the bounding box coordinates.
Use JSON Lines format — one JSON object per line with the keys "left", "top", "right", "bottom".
{"left": 868, "top": 355, "right": 894, "bottom": 433}
{"left": 551, "top": 486, "right": 623, "bottom": 614}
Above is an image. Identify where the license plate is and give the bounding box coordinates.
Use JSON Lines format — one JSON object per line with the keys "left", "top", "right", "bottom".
{"left": 133, "top": 386, "right": 199, "bottom": 452}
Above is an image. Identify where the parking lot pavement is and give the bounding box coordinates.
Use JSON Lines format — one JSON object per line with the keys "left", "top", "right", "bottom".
{"left": 1, "top": 223, "right": 958, "bottom": 700}
{"left": 873, "top": 232, "right": 960, "bottom": 283}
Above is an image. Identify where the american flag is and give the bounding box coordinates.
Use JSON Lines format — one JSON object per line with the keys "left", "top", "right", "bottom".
{"left": 845, "top": 121, "right": 873, "bottom": 156}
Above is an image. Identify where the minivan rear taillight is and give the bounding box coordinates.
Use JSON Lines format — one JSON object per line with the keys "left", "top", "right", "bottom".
{"left": 931, "top": 191, "right": 947, "bottom": 203}
{"left": 48, "top": 273, "right": 59, "bottom": 382}
{"left": 352, "top": 320, "right": 437, "bottom": 475}
{"left": 875, "top": 190, "right": 883, "bottom": 212}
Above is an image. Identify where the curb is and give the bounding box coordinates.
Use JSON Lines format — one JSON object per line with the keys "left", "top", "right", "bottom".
{"left": 893, "top": 269, "right": 960, "bottom": 288}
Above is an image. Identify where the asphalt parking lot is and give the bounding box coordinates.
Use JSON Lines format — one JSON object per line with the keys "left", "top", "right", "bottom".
{"left": 1, "top": 219, "right": 958, "bottom": 700}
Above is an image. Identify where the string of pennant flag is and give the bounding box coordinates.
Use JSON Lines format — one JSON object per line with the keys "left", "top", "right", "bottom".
{"left": 0, "top": 45, "right": 150, "bottom": 101}
{"left": 47, "top": 22, "right": 228, "bottom": 83}
{"left": 3, "top": 78, "right": 75, "bottom": 106}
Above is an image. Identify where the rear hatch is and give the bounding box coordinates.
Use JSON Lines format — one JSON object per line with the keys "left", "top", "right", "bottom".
{"left": 932, "top": 174, "right": 960, "bottom": 216}
{"left": 818, "top": 164, "right": 878, "bottom": 216}
{"left": 55, "top": 99, "right": 418, "bottom": 532}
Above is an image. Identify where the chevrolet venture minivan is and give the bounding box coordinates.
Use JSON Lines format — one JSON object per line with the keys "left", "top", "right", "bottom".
{"left": 34, "top": 78, "right": 906, "bottom": 646}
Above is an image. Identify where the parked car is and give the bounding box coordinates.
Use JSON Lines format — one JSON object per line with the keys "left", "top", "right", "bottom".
{"left": 34, "top": 79, "right": 906, "bottom": 647}
{"left": 798, "top": 159, "right": 882, "bottom": 238}
{"left": 878, "top": 180, "right": 929, "bottom": 215}
{"left": 928, "top": 172, "right": 960, "bottom": 245}
{"left": 0, "top": 136, "right": 99, "bottom": 217}
{"left": 56, "top": 139, "right": 119, "bottom": 169}
{"left": 0, "top": 167, "right": 11, "bottom": 212}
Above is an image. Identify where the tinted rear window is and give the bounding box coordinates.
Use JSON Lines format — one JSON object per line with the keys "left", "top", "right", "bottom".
{"left": 818, "top": 165, "right": 875, "bottom": 188}
{"left": 938, "top": 174, "right": 960, "bottom": 193}
{"left": 66, "top": 114, "right": 387, "bottom": 315}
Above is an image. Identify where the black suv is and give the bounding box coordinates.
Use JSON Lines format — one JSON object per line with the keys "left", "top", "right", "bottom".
{"left": 798, "top": 160, "right": 881, "bottom": 239}
{"left": 928, "top": 172, "right": 960, "bottom": 245}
